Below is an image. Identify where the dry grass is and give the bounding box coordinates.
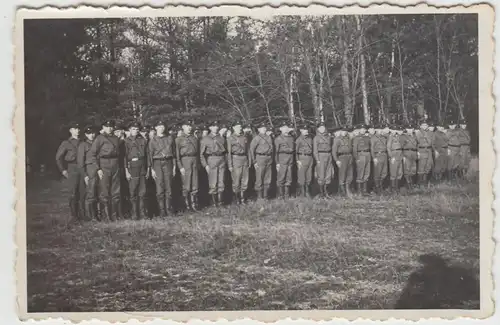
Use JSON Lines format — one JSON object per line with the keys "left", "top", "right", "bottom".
{"left": 26, "top": 161, "right": 480, "bottom": 312}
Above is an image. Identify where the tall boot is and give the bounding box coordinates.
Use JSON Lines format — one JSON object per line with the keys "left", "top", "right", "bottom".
{"left": 85, "top": 202, "right": 94, "bottom": 221}
{"left": 305, "top": 184, "right": 312, "bottom": 198}
{"left": 101, "top": 202, "right": 111, "bottom": 222}
{"left": 374, "top": 180, "right": 381, "bottom": 194}
{"left": 285, "top": 186, "right": 290, "bottom": 199}
{"left": 324, "top": 184, "right": 331, "bottom": 198}
{"left": 263, "top": 186, "right": 270, "bottom": 200}
{"left": 277, "top": 186, "right": 283, "bottom": 199}
{"left": 69, "top": 197, "right": 78, "bottom": 222}
{"left": 190, "top": 193, "right": 198, "bottom": 211}
{"left": 139, "top": 197, "right": 147, "bottom": 219}
{"left": 130, "top": 200, "right": 139, "bottom": 220}
{"left": 110, "top": 201, "right": 120, "bottom": 221}
{"left": 257, "top": 189, "right": 263, "bottom": 200}
{"left": 356, "top": 182, "right": 362, "bottom": 194}
{"left": 184, "top": 195, "right": 192, "bottom": 211}
{"left": 296, "top": 185, "right": 302, "bottom": 198}
{"left": 211, "top": 194, "right": 218, "bottom": 207}
{"left": 339, "top": 184, "right": 346, "bottom": 196}
{"left": 346, "top": 183, "right": 352, "bottom": 196}
{"left": 394, "top": 179, "right": 399, "bottom": 192}
{"left": 116, "top": 201, "right": 124, "bottom": 220}
{"left": 363, "top": 182, "right": 368, "bottom": 195}
{"left": 165, "top": 197, "right": 173, "bottom": 216}
{"left": 319, "top": 184, "right": 325, "bottom": 198}
{"left": 240, "top": 191, "right": 247, "bottom": 204}
{"left": 404, "top": 176, "right": 411, "bottom": 190}
{"left": 217, "top": 192, "right": 224, "bottom": 206}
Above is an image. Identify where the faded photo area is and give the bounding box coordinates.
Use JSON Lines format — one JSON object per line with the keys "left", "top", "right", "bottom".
{"left": 24, "top": 14, "right": 479, "bottom": 312}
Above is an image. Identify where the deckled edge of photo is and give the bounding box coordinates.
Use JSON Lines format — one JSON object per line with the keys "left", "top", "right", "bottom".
{"left": 12, "top": 1, "right": 495, "bottom": 323}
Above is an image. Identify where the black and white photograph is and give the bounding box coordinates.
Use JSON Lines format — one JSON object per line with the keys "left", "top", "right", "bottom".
{"left": 16, "top": 4, "right": 494, "bottom": 320}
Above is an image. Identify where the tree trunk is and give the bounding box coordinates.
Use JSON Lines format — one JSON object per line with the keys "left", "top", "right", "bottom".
{"left": 397, "top": 42, "right": 408, "bottom": 124}
{"left": 337, "top": 17, "right": 353, "bottom": 126}
{"left": 434, "top": 15, "right": 443, "bottom": 122}
{"left": 356, "top": 16, "right": 370, "bottom": 124}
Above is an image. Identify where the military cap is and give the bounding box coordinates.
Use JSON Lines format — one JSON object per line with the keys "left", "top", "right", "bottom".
{"left": 83, "top": 125, "right": 94, "bottom": 134}
{"left": 459, "top": 118, "right": 467, "bottom": 124}
{"left": 140, "top": 125, "right": 150, "bottom": 132}
{"left": 232, "top": 120, "right": 243, "bottom": 127}
{"left": 209, "top": 120, "right": 220, "bottom": 127}
{"left": 68, "top": 122, "right": 80, "bottom": 129}
{"left": 128, "top": 121, "right": 141, "bottom": 129}
{"left": 155, "top": 120, "right": 166, "bottom": 127}
{"left": 256, "top": 121, "right": 267, "bottom": 129}
{"left": 102, "top": 120, "right": 115, "bottom": 127}
{"left": 316, "top": 121, "right": 326, "bottom": 128}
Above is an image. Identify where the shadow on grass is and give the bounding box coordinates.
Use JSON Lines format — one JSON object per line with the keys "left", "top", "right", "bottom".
{"left": 394, "top": 253, "right": 479, "bottom": 309}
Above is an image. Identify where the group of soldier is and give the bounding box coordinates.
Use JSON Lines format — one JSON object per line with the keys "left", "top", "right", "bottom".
{"left": 55, "top": 117, "right": 471, "bottom": 223}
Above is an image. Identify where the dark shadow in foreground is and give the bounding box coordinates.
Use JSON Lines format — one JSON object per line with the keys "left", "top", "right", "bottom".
{"left": 395, "top": 254, "right": 479, "bottom": 309}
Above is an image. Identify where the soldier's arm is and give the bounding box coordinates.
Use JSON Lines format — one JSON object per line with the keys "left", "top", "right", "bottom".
{"left": 249, "top": 137, "right": 258, "bottom": 162}
{"left": 313, "top": 136, "right": 319, "bottom": 162}
{"left": 332, "top": 139, "right": 339, "bottom": 161}
{"left": 370, "top": 136, "right": 376, "bottom": 158}
{"left": 76, "top": 142, "right": 85, "bottom": 171}
{"left": 295, "top": 138, "right": 300, "bottom": 162}
{"left": 352, "top": 137, "right": 359, "bottom": 159}
{"left": 148, "top": 139, "right": 155, "bottom": 169}
{"left": 227, "top": 137, "right": 233, "bottom": 169}
{"left": 170, "top": 138, "right": 177, "bottom": 170}
{"left": 274, "top": 137, "right": 280, "bottom": 163}
{"left": 55, "top": 141, "right": 67, "bottom": 173}
{"left": 175, "top": 138, "right": 183, "bottom": 170}
{"left": 199, "top": 139, "right": 208, "bottom": 168}
{"left": 89, "top": 137, "right": 101, "bottom": 170}
{"left": 387, "top": 136, "right": 393, "bottom": 158}
{"left": 123, "top": 141, "right": 130, "bottom": 171}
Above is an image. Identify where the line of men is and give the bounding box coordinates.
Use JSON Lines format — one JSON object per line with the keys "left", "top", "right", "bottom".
{"left": 55, "top": 118, "right": 471, "bottom": 222}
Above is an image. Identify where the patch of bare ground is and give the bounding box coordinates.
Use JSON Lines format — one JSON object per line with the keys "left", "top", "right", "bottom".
{"left": 26, "top": 165, "right": 479, "bottom": 311}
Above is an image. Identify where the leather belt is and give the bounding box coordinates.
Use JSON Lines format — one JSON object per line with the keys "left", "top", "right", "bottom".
{"left": 278, "top": 152, "right": 295, "bottom": 154}
{"left": 100, "top": 156, "right": 118, "bottom": 159}
{"left": 153, "top": 157, "right": 172, "bottom": 161}
{"left": 209, "top": 153, "right": 225, "bottom": 156}
{"left": 461, "top": 144, "right": 470, "bottom": 146}
{"left": 318, "top": 151, "right": 331, "bottom": 153}
{"left": 232, "top": 153, "right": 247, "bottom": 156}
{"left": 375, "top": 151, "right": 387, "bottom": 154}
{"left": 449, "top": 145, "right": 460, "bottom": 148}
{"left": 298, "top": 153, "right": 312, "bottom": 156}
{"left": 181, "top": 154, "right": 197, "bottom": 157}
{"left": 256, "top": 153, "right": 271, "bottom": 156}
{"left": 357, "top": 150, "right": 370, "bottom": 153}
{"left": 339, "top": 152, "right": 351, "bottom": 156}
{"left": 404, "top": 149, "right": 417, "bottom": 151}
{"left": 419, "top": 146, "right": 431, "bottom": 149}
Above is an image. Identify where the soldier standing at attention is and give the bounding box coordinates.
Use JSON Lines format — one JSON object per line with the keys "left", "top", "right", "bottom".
{"left": 89, "top": 120, "right": 121, "bottom": 221}
{"left": 250, "top": 122, "right": 274, "bottom": 200}
{"left": 387, "top": 125, "right": 404, "bottom": 192}
{"left": 370, "top": 125, "right": 388, "bottom": 194}
{"left": 332, "top": 126, "right": 353, "bottom": 196}
{"left": 457, "top": 119, "right": 471, "bottom": 178}
{"left": 416, "top": 121, "right": 434, "bottom": 187}
{"left": 200, "top": 121, "right": 227, "bottom": 207}
{"left": 227, "top": 121, "right": 250, "bottom": 204}
{"left": 140, "top": 125, "right": 149, "bottom": 140}
{"left": 313, "top": 121, "right": 333, "bottom": 198}
{"left": 446, "top": 121, "right": 460, "bottom": 180}
{"left": 352, "top": 124, "right": 371, "bottom": 194}
{"left": 176, "top": 121, "right": 200, "bottom": 210}
{"left": 295, "top": 123, "right": 314, "bottom": 198}
{"left": 274, "top": 122, "right": 295, "bottom": 199}
{"left": 401, "top": 124, "right": 418, "bottom": 189}
{"left": 432, "top": 124, "right": 449, "bottom": 182}
{"left": 148, "top": 121, "right": 176, "bottom": 218}
{"left": 124, "top": 122, "right": 149, "bottom": 220}
{"left": 55, "top": 122, "right": 82, "bottom": 222}
{"left": 77, "top": 125, "right": 97, "bottom": 221}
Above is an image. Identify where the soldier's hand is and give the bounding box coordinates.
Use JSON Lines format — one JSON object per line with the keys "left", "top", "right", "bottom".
{"left": 180, "top": 167, "right": 185, "bottom": 176}
{"left": 84, "top": 176, "right": 89, "bottom": 186}
{"left": 126, "top": 170, "right": 132, "bottom": 181}
{"left": 145, "top": 168, "right": 150, "bottom": 179}
{"left": 151, "top": 169, "right": 157, "bottom": 180}
{"left": 276, "top": 164, "right": 280, "bottom": 171}
{"left": 435, "top": 150, "right": 439, "bottom": 158}
{"left": 447, "top": 149, "right": 451, "bottom": 156}
{"left": 373, "top": 158, "right": 378, "bottom": 165}
{"left": 336, "top": 160, "right": 341, "bottom": 167}
{"left": 297, "top": 161, "right": 302, "bottom": 169}
{"left": 417, "top": 152, "right": 421, "bottom": 159}
{"left": 229, "top": 167, "right": 233, "bottom": 172}
{"left": 391, "top": 157, "right": 396, "bottom": 164}
{"left": 205, "top": 165, "right": 210, "bottom": 173}
{"left": 97, "top": 169, "right": 104, "bottom": 180}
{"left": 62, "top": 170, "right": 69, "bottom": 178}
{"left": 254, "top": 163, "right": 259, "bottom": 170}
{"left": 173, "top": 166, "right": 176, "bottom": 176}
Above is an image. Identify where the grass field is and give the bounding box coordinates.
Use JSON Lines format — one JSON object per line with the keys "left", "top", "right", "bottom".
{"left": 26, "top": 161, "right": 480, "bottom": 312}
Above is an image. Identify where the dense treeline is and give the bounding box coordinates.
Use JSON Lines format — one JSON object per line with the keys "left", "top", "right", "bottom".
{"left": 24, "top": 14, "right": 478, "bottom": 171}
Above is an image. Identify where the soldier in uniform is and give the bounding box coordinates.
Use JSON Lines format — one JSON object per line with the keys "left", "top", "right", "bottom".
{"left": 200, "top": 121, "right": 227, "bottom": 207}
{"left": 250, "top": 122, "right": 274, "bottom": 200}
{"left": 457, "top": 119, "right": 471, "bottom": 178}
{"left": 77, "top": 125, "right": 97, "bottom": 220}
{"left": 295, "top": 123, "right": 314, "bottom": 198}
{"left": 370, "top": 124, "right": 388, "bottom": 194}
{"left": 352, "top": 124, "right": 371, "bottom": 194}
{"left": 55, "top": 122, "right": 82, "bottom": 222}
{"left": 313, "top": 121, "right": 333, "bottom": 198}
{"left": 176, "top": 120, "right": 200, "bottom": 210}
{"left": 432, "top": 124, "right": 449, "bottom": 182}
{"left": 401, "top": 124, "right": 418, "bottom": 189}
{"left": 140, "top": 125, "right": 149, "bottom": 140}
{"left": 274, "top": 122, "right": 295, "bottom": 199}
{"left": 387, "top": 125, "right": 404, "bottom": 192}
{"left": 446, "top": 120, "right": 461, "bottom": 180}
{"left": 332, "top": 126, "right": 353, "bottom": 196}
{"left": 148, "top": 121, "right": 176, "bottom": 217}
{"left": 416, "top": 121, "right": 434, "bottom": 187}
{"left": 124, "top": 122, "right": 149, "bottom": 219}
{"left": 89, "top": 120, "right": 122, "bottom": 221}
{"left": 227, "top": 121, "right": 251, "bottom": 204}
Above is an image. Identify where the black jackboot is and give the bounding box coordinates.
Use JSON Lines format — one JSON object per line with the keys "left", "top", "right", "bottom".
{"left": 305, "top": 185, "right": 312, "bottom": 198}
{"left": 319, "top": 185, "right": 325, "bottom": 198}
{"left": 263, "top": 186, "right": 270, "bottom": 200}
{"left": 102, "top": 203, "right": 111, "bottom": 222}
{"left": 211, "top": 194, "right": 218, "bottom": 207}
{"left": 184, "top": 195, "right": 192, "bottom": 211}
{"left": 296, "top": 186, "right": 302, "bottom": 198}
{"left": 130, "top": 200, "right": 139, "bottom": 220}
{"left": 285, "top": 186, "right": 291, "bottom": 199}
{"left": 190, "top": 193, "right": 198, "bottom": 211}
{"left": 240, "top": 191, "right": 247, "bottom": 204}
{"left": 363, "top": 182, "right": 368, "bottom": 195}
{"left": 85, "top": 202, "right": 95, "bottom": 221}
{"left": 139, "top": 198, "right": 147, "bottom": 219}
{"left": 69, "top": 198, "right": 78, "bottom": 222}
{"left": 323, "top": 184, "right": 331, "bottom": 198}
{"left": 218, "top": 193, "right": 224, "bottom": 206}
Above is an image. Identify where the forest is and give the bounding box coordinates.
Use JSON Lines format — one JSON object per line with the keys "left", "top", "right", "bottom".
{"left": 24, "top": 14, "right": 478, "bottom": 170}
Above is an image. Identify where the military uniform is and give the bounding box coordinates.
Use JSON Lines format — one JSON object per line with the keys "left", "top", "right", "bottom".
{"left": 176, "top": 126, "right": 200, "bottom": 210}
{"left": 200, "top": 122, "right": 227, "bottom": 206}
{"left": 295, "top": 127, "right": 314, "bottom": 197}
{"left": 387, "top": 129, "right": 404, "bottom": 191}
{"left": 89, "top": 120, "right": 121, "bottom": 221}
{"left": 401, "top": 130, "right": 418, "bottom": 188}
{"left": 416, "top": 129, "right": 434, "bottom": 185}
{"left": 446, "top": 127, "right": 461, "bottom": 179}
{"left": 77, "top": 126, "right": 97, "bottom": 220}
{"left": 352, "top": 128, "right": 371, "bottom": 194}
{"left": 274, "top": 126, "right": 295, "bottom": 199}
{"left": 125, "top": 124, "right": 149, "bottom": 219}
{"left": 370, "top": 131, "right": 388, "bottom": 193}
{"left": 457, "top": 126, "right": 471, "bottom": 178}
{"left": 250, "top": 125, "right": 274, "bottom": 199}
{"left": 332, "top": 129, "right": 353, "bottom": 195}
{"left": 227, "top": 124, "right": 250, "bottom": 204}
{"left": 432, "top": 129, "right": 449, "bottom": 181}
{"left": 313, "top": 125, "right": 333, "bottom": 197}
{"left": 55, "top": 123, "right": 82, "bottom": 222}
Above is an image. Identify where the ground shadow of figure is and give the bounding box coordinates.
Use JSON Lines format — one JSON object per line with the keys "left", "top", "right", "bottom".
{"left": 395, "top": 254, "right": 479, "bottom": 309}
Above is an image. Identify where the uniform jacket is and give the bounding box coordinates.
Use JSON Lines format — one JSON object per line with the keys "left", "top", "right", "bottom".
{"left": 89, "top": 133, "right": 120, "bottom": 169}
{"left": 200, "top": 133, "right": 227, "bottom": 168}
{"left": 447, "top": 129, "right": 461, "bottom": 147}
{"left": 227, "top": 133, "right": 250, "bottom": 168}
{"left": 416, "top": 130, "right": 433, "bottom": 149}
{"left": 401, "top": 133, "right": 418, "bottom": 151}
{"left": 313, "top": 133, "right": 332, "bottom": 161}
{"left": 370, "top": 134, "right": 387, "bottom": 157}
{"left": 432, "top": 131, "right": 449, "bottom": 151}
{"left": 249, "top": 133, "right": 274, "bottom": 161}
{"left": 175, "top": 133, "right": 199, "bottom": 169}
{"left": 295, "top": 135, "right": 313, "bottom": 161}
{"left": 457, "top": 129, "right": 471, "bottom": 146}
{"left": 332, "top": 136, "right": 352, "bottom": 161}
{"left": 77, "top": 139, "right": 94, "bottom": 176}
{"left": 387, "top": 134, "right": 403, "bottom": 157}
{"left": 125, "top": 135, "right": 149, "bottom": 169}
{"left": 55, "top": 137, "right": 80, "bottom": 172}
{"left": 274, "top": 134, "right": 295, "bottom": 165}
{"left": 352, "top": 134, "right": 371, "bottom": 159}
